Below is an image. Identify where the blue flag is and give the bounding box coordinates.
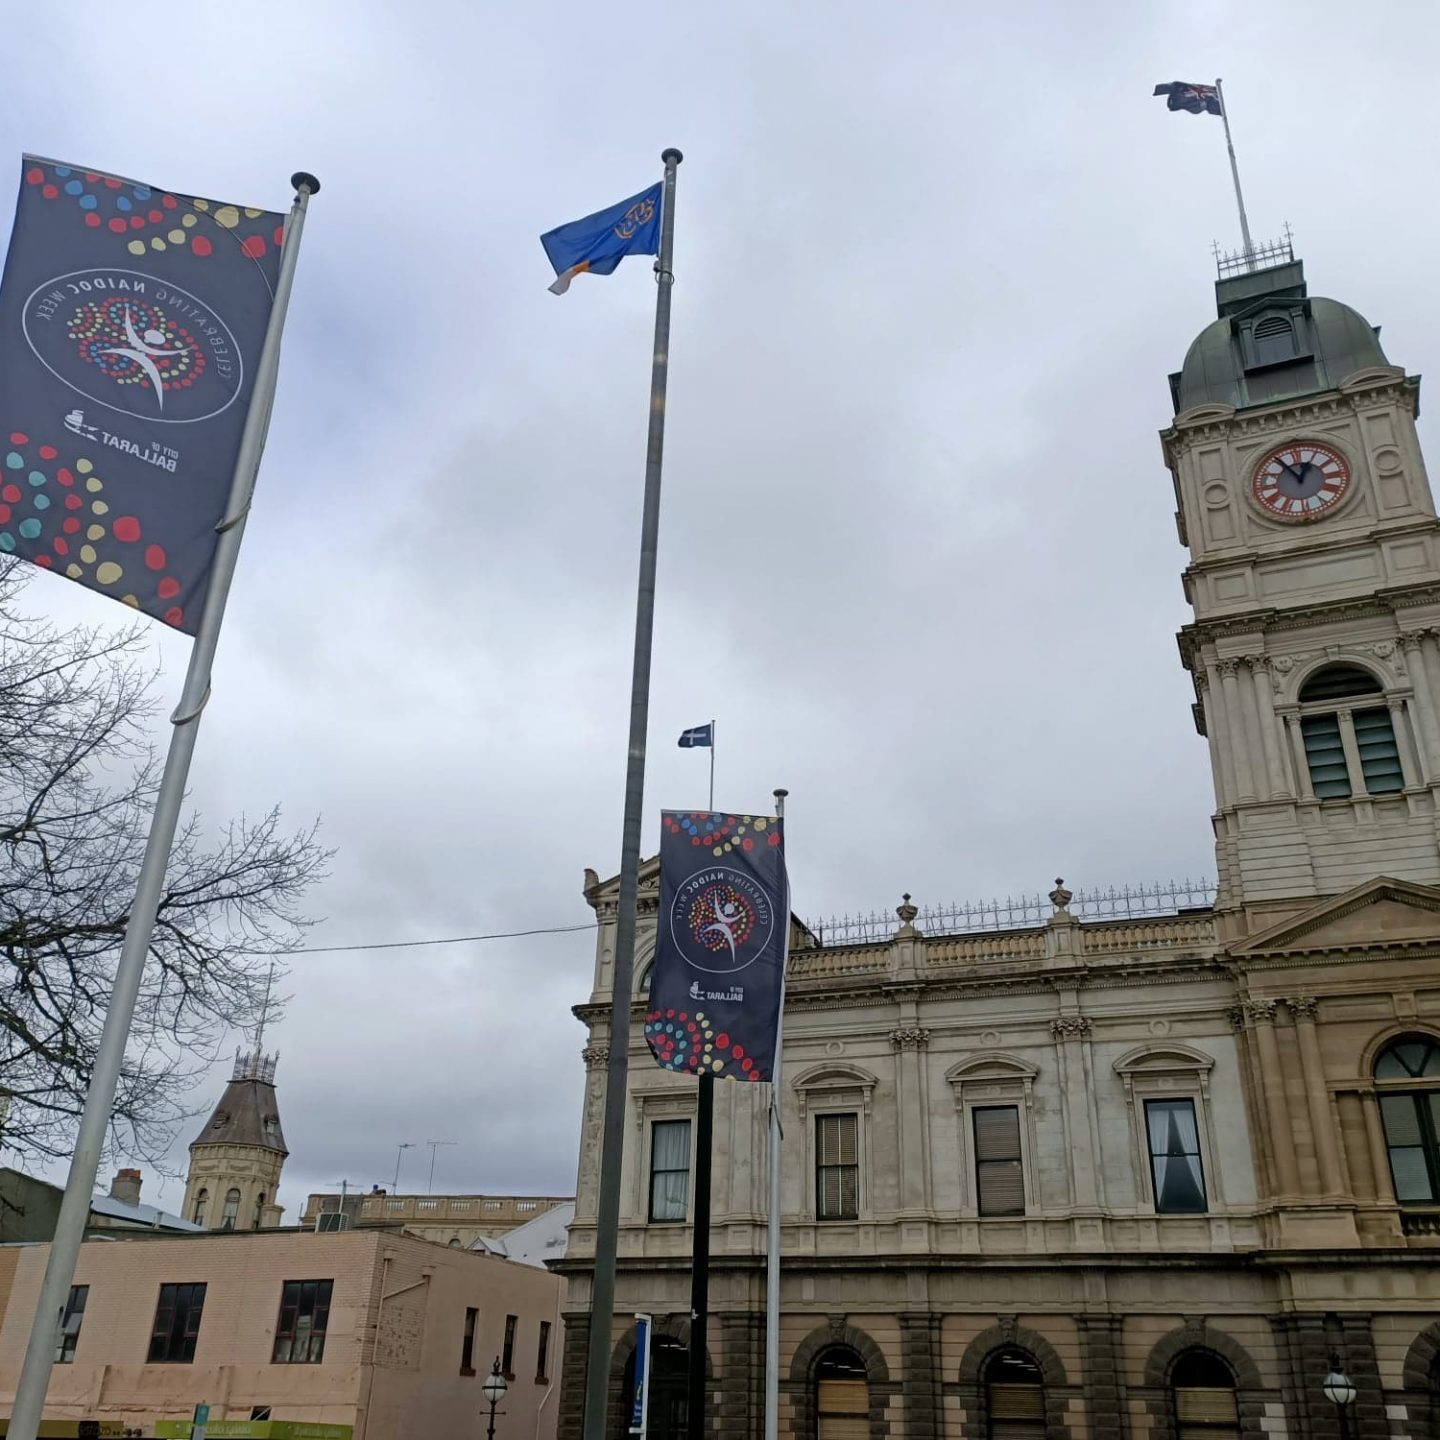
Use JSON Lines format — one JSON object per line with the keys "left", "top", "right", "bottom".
{"left": 540, "top": 183, "right": 662, "bottom": 295}
{"left": 678, "top": 722, "right": 712, "bottom": 748}
{"left": 644, "top": 811, "right": 787, "bottom": 1083}
{"left": 0, "top": 156, "right": 285, "bottom": 633}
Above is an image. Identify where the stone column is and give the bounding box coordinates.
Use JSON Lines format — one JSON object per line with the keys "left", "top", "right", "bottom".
{"left": 1248, "top": 656, "right": 1291, "bottom": 797}
{"left": 1338, "top": 1313, "right": 1392, "bottom": 1440}
{"left": 1205, "top": 661, "right": 1240, "bottom": 805}
{"left": 1282, "top": 710, "right": 1315, "bottom": 801}
{"left": 557, "top": 1313, "right": 591, "bottom": 1440}
{"left": 900, "top": 1314, "right": 943, "bottom": 1440}
{"left": 1288, "top": 997, "right": 1345, "bottom": 1196}
{"left": 1246, "top": 1001, "right": 1301, "bottom": 1197}
{"left": 1052, "top": 1015, "right": 1100, "bottom": 1207}
{"left": 1197, "top": 672, "right": 1229, "bottom": 809}
{"left": 1390, "top": 698, "right": 1423, "bottom": 789}
{"left": 719, "top": 1313, "right": 763, "bottom": 1440}
{"left": 1219, "top": 659, "right": 1258, "bottom": 800}
{"left": 1359, "top": 1087, "right": 1396, "bottom": 1203}
{"left": 1271, "top": 1314, "right": 1343, "bottom": 1440}
{"left": 578, "top": 1043, "right": 611, "bottom": 1219}
{"left": 1402, "top": 631, "right": 1440, "bottom": 777}
{"left": 890, "top": 1024, "right": 932, "bottom": 1213}
{"left": 1078, "top": 1315, "right": 1127, "bottom": 1440}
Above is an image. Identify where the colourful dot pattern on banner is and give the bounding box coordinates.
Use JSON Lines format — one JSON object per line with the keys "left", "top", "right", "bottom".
{"left": 664, "top": 811, "right": 782, "bottom": 858}
{"left": 23, "top": 164, "right": 283, "bottom": 260}
{"left": 687, "top": 883, "right": 756, "bottom": 953}
{"left": 69, "top": 299, "right": 205, "bottom": 396}
{"left": 0, "top": 431, "right": 185, "bottom": 628}
{"left": 643, "top": 1008, "right": 762, "bottom": 1080}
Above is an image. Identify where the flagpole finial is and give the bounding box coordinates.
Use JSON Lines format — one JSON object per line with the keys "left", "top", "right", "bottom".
{"left": 291, "top": 172, "right": 321, "bottom": 197}
{"left": 662, "top": 148, "right": 684, "bottom": 166}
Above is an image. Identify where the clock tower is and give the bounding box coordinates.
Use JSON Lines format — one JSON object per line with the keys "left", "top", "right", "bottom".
{"left": 1164, "top": 243, "right": 1440, "bottom": 923}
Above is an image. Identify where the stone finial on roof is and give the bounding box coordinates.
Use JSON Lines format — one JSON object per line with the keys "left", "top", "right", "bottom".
{"left": 894, "top": 893, "right": 921, "bottom": 939}
{"left": 1049, "top": 877, "right": 1073, "bottom": 914}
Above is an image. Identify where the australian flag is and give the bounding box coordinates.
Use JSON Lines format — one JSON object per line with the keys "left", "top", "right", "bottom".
{"left": 678, "top": 722, "right": 713, "bottom": 748}
{"left": 1154, "top": 82, "right": 1221, "bottom": 116}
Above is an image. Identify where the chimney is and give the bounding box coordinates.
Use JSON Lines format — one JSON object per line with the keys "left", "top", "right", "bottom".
{"left": 109, "top": 1168, "right": 142, "bottom": 1206}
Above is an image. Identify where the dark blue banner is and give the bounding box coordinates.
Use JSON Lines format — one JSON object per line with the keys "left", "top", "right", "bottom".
{"left": 645, "top": 810, "right": 786, "bottom": 1083}
{"left": 0, "top": 156, "right": 284, "bottom": 633}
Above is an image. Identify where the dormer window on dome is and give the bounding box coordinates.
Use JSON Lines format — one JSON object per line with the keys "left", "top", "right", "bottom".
{"left": 1246, "top": 313, "right": 1301, "bottom": 367}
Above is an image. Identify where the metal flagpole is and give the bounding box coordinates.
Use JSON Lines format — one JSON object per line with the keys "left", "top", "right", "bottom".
{"left": 708, "top": 719, "right": 715, "bottom": 812}
{"left": 4, "top": 171, "right": 319, "bottom": 1440}
{"left": 582, "top": 146, "right": 684, "bottom": 1440}
{"left": 764, "top": 786, "right": 790, "bottom": 1440}
{"left": 1214, "top": 78, "right": 1255, "bottom": 264}
{"left": 685, "top": 1069, "right": 714, "bottom": 1439}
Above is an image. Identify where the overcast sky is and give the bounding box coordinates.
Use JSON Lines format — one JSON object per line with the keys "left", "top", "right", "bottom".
{"left": 6, "top": 0, "right": 1440, "bottom": 1220}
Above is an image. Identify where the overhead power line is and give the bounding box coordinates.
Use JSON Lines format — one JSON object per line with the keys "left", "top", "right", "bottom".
{"left": 284, "top": 921, "right": 598, "bottom": 957}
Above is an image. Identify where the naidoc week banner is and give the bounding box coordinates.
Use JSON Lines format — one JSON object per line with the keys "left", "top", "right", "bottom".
{"left": 644, "top": 810, "right": 786, "bottom": 1083}
{"left": 0, "top": 156, "right": 285, "bottom": 633}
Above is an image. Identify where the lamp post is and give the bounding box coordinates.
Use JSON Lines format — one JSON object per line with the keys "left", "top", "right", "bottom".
{"left": 1323, "top": 1353, "right": 1356, "bottom": 1440}
{"left": 482, "top": 1357, "right": 508, "bottom": 1440}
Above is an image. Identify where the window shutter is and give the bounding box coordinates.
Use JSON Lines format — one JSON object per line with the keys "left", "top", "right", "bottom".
{"left": 1175, "top": 1386, "right": 1239, "bottom": 1423}
{"left": 1352, "top": 707, "right": 1404, "bottom": 794}
{"left": 818, "top": 1114, "right": 857, "bottom": 1165}
{"left": 1301, "top": 713, "right": 1351, "bottom": 797}
{"left": 974, "top": 1107, "right": 1024, "bottom": 1216}
{"left": 990, "top": 1383, "right": 1045, "bottom": 1420}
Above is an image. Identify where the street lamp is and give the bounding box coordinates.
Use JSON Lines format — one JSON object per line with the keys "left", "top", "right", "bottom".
{"left": 1323, "top": 1353, "right": 1356, "bottom": 1440}
{"left": 482, "top": 1356, "right": 508, "bottom": 1440}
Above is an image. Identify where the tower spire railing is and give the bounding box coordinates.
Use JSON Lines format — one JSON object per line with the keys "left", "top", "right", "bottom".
{"left": 1214, "top": 224, "right": 1294, "bottom": 280}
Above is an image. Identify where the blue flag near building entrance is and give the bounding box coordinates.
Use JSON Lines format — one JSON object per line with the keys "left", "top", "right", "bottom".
{"left": 0, "top": 156, "right": 285, "bottom": 633}
{"left": 644, "top": 810, "right": 787, "bottom": 1083}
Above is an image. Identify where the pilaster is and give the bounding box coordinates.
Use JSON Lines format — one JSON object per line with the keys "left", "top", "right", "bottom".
{"left": 900, "top": 1313, "right": 943, "bottom": 1440}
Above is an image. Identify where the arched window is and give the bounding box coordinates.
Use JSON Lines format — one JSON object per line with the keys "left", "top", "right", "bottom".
{"left": 621, "top": 1336, "right": 687, "bottom": 1440}
{"left": 1297, "top": 665, "right": 1403, "bottom": 799}
{"left": 814, "top": 1345, "right": 868, "bottom": 1440}
{"left": 221, "top": 1188, "right": 241, "bottom": 1231}
{"left": 1251, "top": 314, "right": 1298, "bottom": 366}
{"left": 1171, "top": 1350, "right": 1240, "bottom": 1440}
{"left": 253, "top": 1192, "right": 266, "bottom": 1230}
{"left": 191, "top": 1189, "right": 208, "bottom": 1227}
{"left": 984, "top": 1347, "right": 1045, "bottom": 1440}
{"left": 1375, "top": 1035, "right": 1440, "bottom": 1203}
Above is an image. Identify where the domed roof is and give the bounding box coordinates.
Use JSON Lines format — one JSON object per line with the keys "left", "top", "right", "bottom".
{"left": 1172, "top": 258, "right": 1391, "bottom": 413}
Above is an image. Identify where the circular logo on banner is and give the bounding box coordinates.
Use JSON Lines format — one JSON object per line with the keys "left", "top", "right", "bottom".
{"left": 22, "top": 270, "right": 243, "bottom": 424}
{"left": 668, "top": 864, "right": 775, "bottom": 976}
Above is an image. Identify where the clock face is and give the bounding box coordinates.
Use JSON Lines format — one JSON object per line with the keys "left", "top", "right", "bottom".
{"left": 1251, "top": 440, "right": 1352, "bottom": 521}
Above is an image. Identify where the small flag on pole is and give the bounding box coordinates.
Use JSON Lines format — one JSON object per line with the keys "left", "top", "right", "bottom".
{"left": 0, "top": 156, "right": 287, "bottom": 633}
{"left": 678, "top": 722, "right": 713, "bottom": 748}
{"left": 540, "top": 183, "right": 663, "bottom": 295}
{"left": 1153, "top": 81, "right": 1221, "bottom": 116}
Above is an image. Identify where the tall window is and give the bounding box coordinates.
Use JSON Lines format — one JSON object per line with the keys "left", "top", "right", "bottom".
{"left": 220, "top": 1188, "right": 241, "bottom": 1231}
{"left": 1375, "top": 1035, "right": 1440, "bottom": 1203}
{"left": 1298, "top": 665, "right": 1404, "bottom": 798}
{"left": 55, "top": 1285, "right": 87, "bottom": 1363}
{"left": 984, "top": 1347, "right": 1045, "bottom": 1440}
{"left": 460, "top": 1306, "right": 478, "bottom": 1374}
{"left": 254, "top": 1192, "right": 266, "bottom": 1230}
{"left": 1171, "top": 1350, "right": 1240, "bottom": 1440}
{"left": 191, "top": 1189, "right": 208, "bottom": 1227}
{"left": 502, "top": 1314, "right": 517, "bottom": 1378}
{"left": 649, "top": 1119, "right": 691, "bottom": 1222}
{"left": 536, "top": 1320, "right": 551, "bottom": 1382}
{"left": 816, "top": 1113, "right": 859, "bottom": 1221}
{"left": 148, "top": 1283, "right": 206, "bottom": 1363}
{"left": 974, "top": 1106, "right": 1025, "bottom": 1216}
{"left": 814, "top": 1346, "right": 867, "bottom": 1440}
{"left": 272, "top": 1279, "right": 332, "bottom": 1363}
{"left": 1146, "top": 1099, "right": 1207, "bottom": 1213}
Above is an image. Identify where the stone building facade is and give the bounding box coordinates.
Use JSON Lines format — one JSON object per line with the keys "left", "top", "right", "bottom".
{"left": 555, "top": 250, "right": 1440, "bottom": 1438}
{"left": 298, "top": 1191, "right": 571, "bottom": 1249}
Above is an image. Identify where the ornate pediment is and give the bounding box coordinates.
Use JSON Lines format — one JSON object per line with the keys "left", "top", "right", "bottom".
{"left": 1231, "top": 876, "right": 1440, "bottom": 957}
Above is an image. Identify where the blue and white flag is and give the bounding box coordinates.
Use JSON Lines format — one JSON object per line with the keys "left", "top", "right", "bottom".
{"left": 644, "top": 811, "right": 787, "bottom": 1083}
{"left": 677, "top": 722, "right": 712, "bottom": 748}
{"left": 540, "top": 183, "right": 662, "bottom": 295}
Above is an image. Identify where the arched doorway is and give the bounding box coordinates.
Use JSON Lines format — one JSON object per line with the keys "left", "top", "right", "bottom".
{"left": 984, "top": 1347, "right": 1046, "bottom": 1440}
{"left": 1170, "top": 1349, "right": 1240, "bottom": 1440}
{"left": 814, "top": 1345, "right": 868, "bottom": 1440}
{"left": 621, "top": 1335, "right": 687, "bottom": 1440}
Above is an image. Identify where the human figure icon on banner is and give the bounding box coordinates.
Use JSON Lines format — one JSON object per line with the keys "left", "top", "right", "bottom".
{"left": 699, "top": 890, "right": 747, "bottom": 962}
{"left": 100, "top": 308, "right": 185, "bottom": 409}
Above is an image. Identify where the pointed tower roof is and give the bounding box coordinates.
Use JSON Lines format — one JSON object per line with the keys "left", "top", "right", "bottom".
{"left": 191, "top": 1051, "right": 288, "bottom": 1156}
